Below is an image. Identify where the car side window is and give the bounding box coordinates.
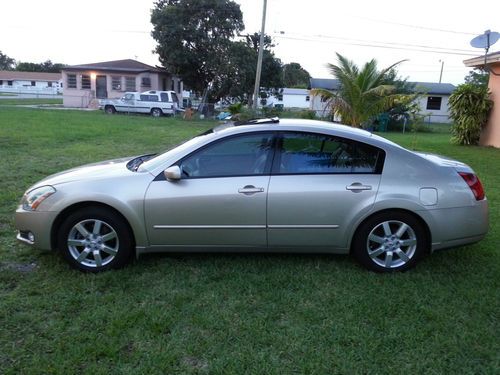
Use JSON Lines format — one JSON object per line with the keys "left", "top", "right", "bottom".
{"left": 179, "top": 133, "right": 274, "bottom": 178}
{"left": 160, "top": 93, "right": 169, "bottom": 102}
{"left": 275, "top": 132, "right": 384, "bottom": 174}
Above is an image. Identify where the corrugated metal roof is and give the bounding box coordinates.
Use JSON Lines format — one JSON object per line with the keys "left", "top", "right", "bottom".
{"left": 309, "top": 78, "right": 340, "bottom": 90}
{"left": 282, "top": 88, "right": 309, "bottom": 95}
{"left": 0, "top": 70, "right": 61, "bottom": 81}
{"left": 309, "top": 78, "right": 455, "bottom": 95}
{"left": 411, "top": 82, "right": 456, "bottom": 95}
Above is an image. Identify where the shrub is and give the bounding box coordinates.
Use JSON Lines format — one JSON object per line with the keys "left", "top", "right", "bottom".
{"left": 448, "top": 84, "right": 492, "bottom": 145}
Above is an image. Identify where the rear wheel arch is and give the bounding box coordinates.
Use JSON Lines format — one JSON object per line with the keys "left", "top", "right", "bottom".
{"left": 350, "top": 208, "right": 432, "bottom": 254}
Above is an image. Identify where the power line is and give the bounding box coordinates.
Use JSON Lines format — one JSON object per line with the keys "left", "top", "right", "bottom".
{"left": 273, "top": 34, "right": 478, "bottom": 57}
{"left": 345, "top": 14, "right": 477, "bottom": 36}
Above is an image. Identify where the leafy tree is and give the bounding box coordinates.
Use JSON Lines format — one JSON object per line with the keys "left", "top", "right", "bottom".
{"left": 151, "top": 0, "right": 244, "bottom": 97}
{"left": 449, "top": 83, "right": 492, "bottom": 145}
{"left": 283, "top": 62, "right": 311, "bottom": 88}
{"left": 214, "top": 36, "right": 282, "bottom": 103}
{"left": 15, "top": 60, "right": 66, "bottom": 73}
{"left": 464, "top": 69, "right": 489, "bottom": 87}
{"left": 311, "top": 53, "right": 406, "bottom": 127}
{"left": 0, "top": 51, "right": 15, "bottom": 70}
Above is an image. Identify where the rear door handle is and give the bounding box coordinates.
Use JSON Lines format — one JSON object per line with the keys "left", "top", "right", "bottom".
{"left": 238, "top": 185, "right": 265, "bottom": 195}
{"left": 346, "top": 183, "right": 372, "bottom": 192}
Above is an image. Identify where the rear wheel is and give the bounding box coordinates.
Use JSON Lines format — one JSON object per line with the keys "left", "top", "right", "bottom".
{"left": 352, "top": 211, "right": 427, "bottom": 272}
{"left": 104, "top": 105, "right": 116, "bottom": 114}
{"left": 151, "top": 108, "right": 162, "bottom": 117}
{"left": 57, "top": 207, "right": 134, "bottom": 272}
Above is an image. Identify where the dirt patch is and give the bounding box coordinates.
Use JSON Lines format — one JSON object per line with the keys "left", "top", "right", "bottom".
{"left": 182, "top": 357, "right": 209, "bottom": 372}
{"left": 0, "top": 262, "right": 37, "bottom": 273}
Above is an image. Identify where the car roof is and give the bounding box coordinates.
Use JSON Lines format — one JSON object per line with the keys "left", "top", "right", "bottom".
{"left": 212, "top": 118, "right": 399, "bottom": 148}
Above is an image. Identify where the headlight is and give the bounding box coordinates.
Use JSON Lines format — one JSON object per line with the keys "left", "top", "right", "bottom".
{"left": 22, "top": 186, "right": 56, "bottom": 211}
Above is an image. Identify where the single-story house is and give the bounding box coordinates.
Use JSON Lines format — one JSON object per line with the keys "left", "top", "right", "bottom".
{"left": 266, "top": 88, "right": 311, "bottom": 109}
{"left": 464, "top": 51, "right": 500, "bottom": 148}
{"left": 308, "top": 78, "right": 456, "bottom": 123}
{"left": 0, "top": 70, "right": 62, "bottom": 94}
{"left": 61, "top": 59, "right": 183, "bottom": 108}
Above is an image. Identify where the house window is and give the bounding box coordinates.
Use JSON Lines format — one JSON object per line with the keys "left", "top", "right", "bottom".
{"left": 31, "top": 81, "right": 36, "bottom": 86}
{"left": 67, "top": 74, "right": 77, "bottom": 88}
{"left": 276, "top": 94, "right": 283, "bottom": 101}
{"left": 306, "top": 95, "right": 310, "bottom": 101}
{"left": 81, "top": 75, "right": 91, "bottom": 89}
{"left": 141, "top": 77, "right": 151, "bottom": 88}
{"left": 8, "top": 80, "right": 13, "bottom": 86}
{"left": 111, "top": 76, "right": 122, "bottom": 91}
{"left": 125, "top": 77, "right": 136, "bottom": 91}
{"left": 0, "top": 80, "right": 3, "bottom": 85}
{"left": 426, "top": 96, "right": 442, "bottom": 110}
{"left": 48, "top": 82, "right": 52, "bottom": 88}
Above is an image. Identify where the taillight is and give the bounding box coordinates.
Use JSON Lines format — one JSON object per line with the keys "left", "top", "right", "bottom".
{"left": 458, "top": 172, "right": 485, "bottom": 200}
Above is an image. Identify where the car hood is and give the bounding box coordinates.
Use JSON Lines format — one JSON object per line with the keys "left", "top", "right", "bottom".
{"left": 30, "top": 157, "right": 136, "bottom": 190}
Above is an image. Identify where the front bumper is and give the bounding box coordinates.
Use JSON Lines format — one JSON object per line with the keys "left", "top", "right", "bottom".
{"left": 14, "top": 207, "right": 58, "bottom": 250}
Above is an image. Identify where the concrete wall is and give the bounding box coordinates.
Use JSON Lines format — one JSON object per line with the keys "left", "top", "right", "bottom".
{"left": 480, "top": 62, "right": 500, "bottom": 148}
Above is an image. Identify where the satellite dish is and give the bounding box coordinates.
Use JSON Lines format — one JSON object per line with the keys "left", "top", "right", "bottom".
{"left": 470, "top": 30, "right": 500, "bottom": 50}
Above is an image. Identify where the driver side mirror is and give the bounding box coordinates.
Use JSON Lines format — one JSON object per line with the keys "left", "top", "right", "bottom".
{"left": 164, "top": 165, "right": 181, "bottom": 181}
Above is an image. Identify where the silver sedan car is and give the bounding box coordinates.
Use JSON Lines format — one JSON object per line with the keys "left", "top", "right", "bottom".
{"left": 15, "top": 118, "right": 488, "bottom": 272}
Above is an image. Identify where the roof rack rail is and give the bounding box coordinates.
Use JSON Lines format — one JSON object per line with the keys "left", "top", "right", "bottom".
{"left": 234, "top": 117, "right": 280, "bottom": 126}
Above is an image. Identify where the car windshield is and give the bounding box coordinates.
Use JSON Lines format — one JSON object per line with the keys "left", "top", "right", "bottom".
{"left": 137, "top": 130, "right": 215, "bottom": 172}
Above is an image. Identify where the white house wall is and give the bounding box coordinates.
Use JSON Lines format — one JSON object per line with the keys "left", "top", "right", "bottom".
{"left": 416, "top": 95, "right": 452, "bottom": 123}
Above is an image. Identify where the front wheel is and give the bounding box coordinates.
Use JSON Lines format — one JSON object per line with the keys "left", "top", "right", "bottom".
{"left": 352, "top": 211, "right": 427, "bottom": 272}
{"left": 57, "top": 207, "right": 134, "bottom": 272}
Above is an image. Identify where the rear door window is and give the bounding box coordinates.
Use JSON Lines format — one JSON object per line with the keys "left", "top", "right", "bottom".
{"left": 274, "top": 132, "right": 384, "bottom": 174}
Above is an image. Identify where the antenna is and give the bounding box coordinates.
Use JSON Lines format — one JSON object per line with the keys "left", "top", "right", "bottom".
{"left": 470, "top": 30, "right": 500, "bottom": 76}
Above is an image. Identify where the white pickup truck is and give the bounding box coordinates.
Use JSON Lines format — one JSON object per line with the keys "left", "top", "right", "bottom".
{"left": 100, "top": 90, "right": 181, "bottom": 117}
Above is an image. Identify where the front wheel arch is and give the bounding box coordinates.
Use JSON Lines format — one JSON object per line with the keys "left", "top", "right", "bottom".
{"left": 51, "top": 202, "right": 136, "bottom": 251}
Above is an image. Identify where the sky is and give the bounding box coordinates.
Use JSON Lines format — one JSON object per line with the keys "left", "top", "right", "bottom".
{"left": 1, "top": 0, "right": 499, "bottom": 85}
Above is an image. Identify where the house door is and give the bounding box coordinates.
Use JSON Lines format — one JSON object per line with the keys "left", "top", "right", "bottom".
{"left": 96, "top": 75, "right": 107, "bottom": 99}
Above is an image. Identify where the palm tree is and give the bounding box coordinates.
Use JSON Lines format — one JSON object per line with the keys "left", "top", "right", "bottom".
{"left": 312, "top": 53, "right": 408, "bottom": 128}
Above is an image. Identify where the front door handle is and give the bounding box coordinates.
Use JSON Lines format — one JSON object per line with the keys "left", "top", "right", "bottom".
{"left": 238, "top": 185, "right": 265, "bottom": 195}
{"left": 346, "top": 183, "right": 372, "bottom": 192}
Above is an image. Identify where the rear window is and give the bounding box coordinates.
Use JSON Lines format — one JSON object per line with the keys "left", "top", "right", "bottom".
{"left": 140, "top": 94, "right": 159, "bottom": 102}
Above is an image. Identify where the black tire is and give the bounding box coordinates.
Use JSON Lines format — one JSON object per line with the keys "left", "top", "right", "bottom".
{"left": 151, "top": 108, "right": 162, "bottom": 117}
{"left": 104, "top": 105, "right": 116, "bottom": 114}
{"left": 57, "top": 206, "right": 134, "bottom": 272}
{"left": 352, "top": 211, "right": 427, "bottom": 272}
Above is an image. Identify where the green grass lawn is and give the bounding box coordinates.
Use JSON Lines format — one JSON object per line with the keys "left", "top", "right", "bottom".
{"left": 0, "top": 107, "right": 499, "bottom": 374}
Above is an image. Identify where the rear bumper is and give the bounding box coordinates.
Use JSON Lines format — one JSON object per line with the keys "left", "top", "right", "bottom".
{"left": 14, "top": 207, "right": 58, "bottom": 250}
{"left": 424, "top": 199, "right": 489, "bottom": 252}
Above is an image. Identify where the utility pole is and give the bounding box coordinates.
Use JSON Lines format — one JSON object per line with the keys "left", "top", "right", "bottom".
{"left": 252, "top": 0, "right": 268, "bottom": 110}
{"left": 439, "top": 60, "right": 444, "bottom": 83}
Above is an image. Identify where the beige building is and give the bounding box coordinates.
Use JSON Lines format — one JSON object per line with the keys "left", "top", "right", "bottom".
{"left": 464, "top": 51, "right": 500, "bottom": 148}
{"left": 61, "top": 59, "right": 183, "bottom": 108}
